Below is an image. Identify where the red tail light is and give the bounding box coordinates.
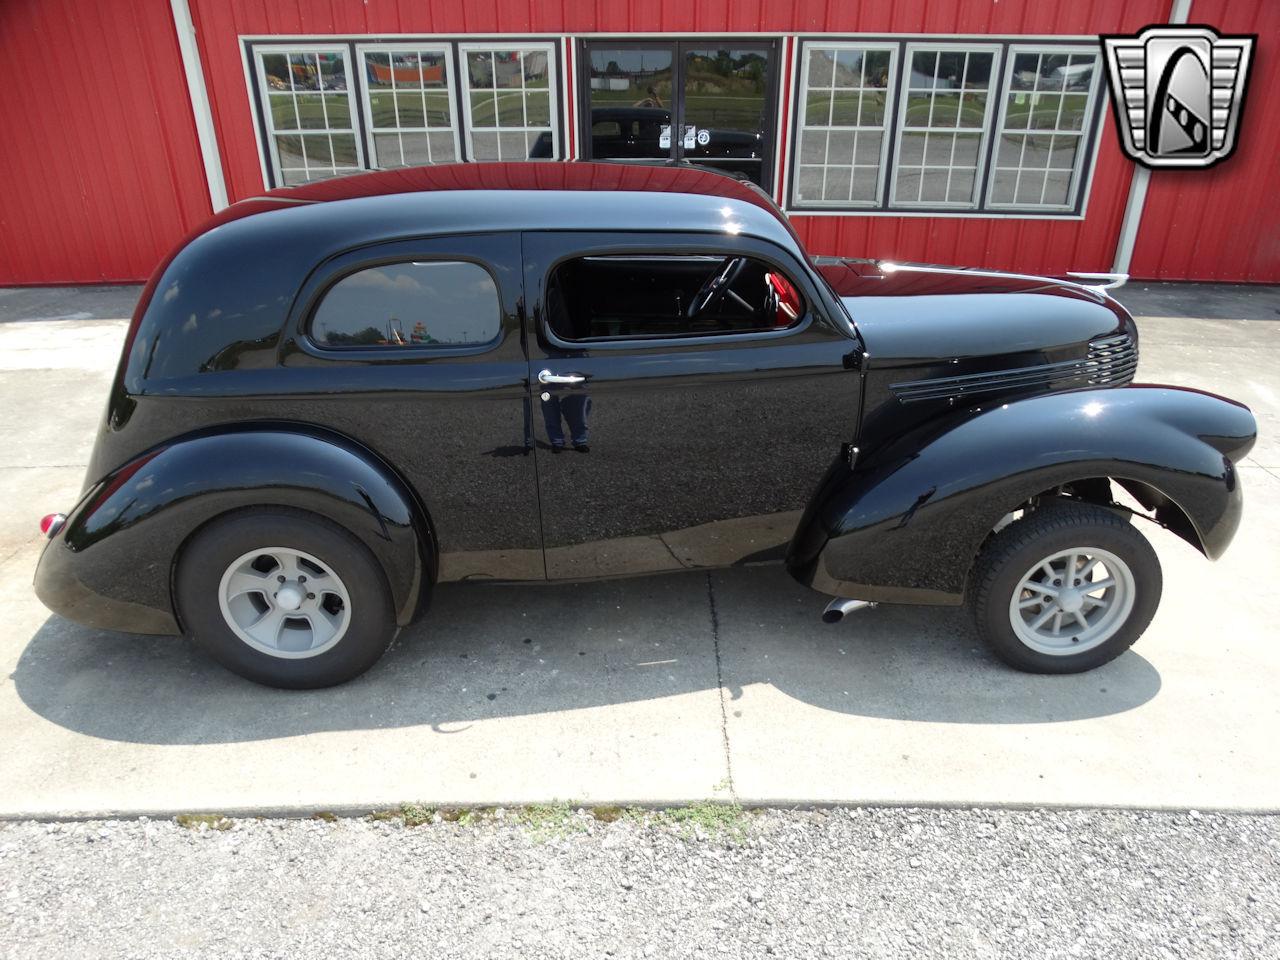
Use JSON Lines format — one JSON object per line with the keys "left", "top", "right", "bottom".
{"left": 40, "top": 513, "right": 66, "bottom": 538}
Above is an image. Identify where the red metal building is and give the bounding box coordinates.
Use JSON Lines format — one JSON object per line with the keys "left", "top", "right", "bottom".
{"left": 0, "top": 0, "right": 1275, "bottom": 286}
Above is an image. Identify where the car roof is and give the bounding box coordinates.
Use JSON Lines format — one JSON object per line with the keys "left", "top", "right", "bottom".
{"left": 201, "top": 161, "right": 794, "bottom": 239}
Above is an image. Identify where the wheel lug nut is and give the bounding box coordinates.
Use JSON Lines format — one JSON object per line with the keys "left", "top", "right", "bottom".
{"left": 307, "top": 593, "right": 315, "bottom": 600}
{"left": 277, "top": 575, "right": 285, "bottom": 582}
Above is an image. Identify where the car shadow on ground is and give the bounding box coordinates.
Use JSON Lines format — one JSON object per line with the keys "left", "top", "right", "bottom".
{"left": 12, "top": 565, "right": 1161, "bottom": 746}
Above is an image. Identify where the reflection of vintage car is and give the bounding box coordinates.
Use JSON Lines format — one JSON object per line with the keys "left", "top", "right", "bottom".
{"left": 587, "top": 106, "right": 762, "bottom": 159}
{"left": 35, "top": 163, "right": 1255, "bottom": 688}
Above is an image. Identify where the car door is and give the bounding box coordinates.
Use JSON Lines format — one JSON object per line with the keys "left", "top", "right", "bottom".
{"left": 280, "top": 232, "right": 542, "bottom": 583}
{"left": 522, "top": 229, "right": 863, "bottom": 580}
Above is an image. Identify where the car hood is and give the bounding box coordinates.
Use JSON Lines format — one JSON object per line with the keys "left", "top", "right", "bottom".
{"left": 814, "top": 258, "right": 1132, "bottom": 365}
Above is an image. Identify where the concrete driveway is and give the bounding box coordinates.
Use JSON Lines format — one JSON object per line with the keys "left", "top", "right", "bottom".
{"left": 1, "top": 288, "right": 1277, "bottom": 818}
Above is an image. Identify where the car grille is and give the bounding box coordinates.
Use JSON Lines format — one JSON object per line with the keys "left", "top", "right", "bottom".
{"left": 891, "top": 333, "right": 1138, "bottom": 404}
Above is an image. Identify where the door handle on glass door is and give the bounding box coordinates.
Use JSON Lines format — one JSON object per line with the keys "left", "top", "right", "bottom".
{"left": 538, "top": 370, "right": 587, "bottom": 385}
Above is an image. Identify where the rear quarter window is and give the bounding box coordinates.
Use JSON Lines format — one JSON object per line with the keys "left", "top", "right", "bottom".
{"left": 310, "top": 260, "right": 500, "bottom": 348}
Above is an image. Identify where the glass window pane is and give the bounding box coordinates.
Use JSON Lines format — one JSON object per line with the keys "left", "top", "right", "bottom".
{"left": 275, "top": 135, "right": 305, "bottom": 167}
{"left": 1030, "top": 93, "right": 1062, "bottom": 130}
{"left": 525, "top": 91, "right": 550, "bottom": 127}
{"left": 799, "top": 130, "right": 828, "bottom": 164}
{"left": 302, "top": 135, "right": 333, "bottom": 167}
{"left": 331, "top": 135, "right": 358, "bottom": 166}
{"left": 795, "top": 166, "right": 822, "bottom": 202}
{"left": 396, "top": 92, "right": 425, "bottom": 128}
{"left": 825, "top": 165, "right": 851, "bottom": 201}
{"left": 807, "top": 49, "right": 834, "bottom": 87}
{"left": 372, "top": 132, "right": 404, "bottom": 167}
{"left": 1016, "top": 169, "right": 1047, "bottom": 205}
{"left": 470, "top": 91, "right": 497, "bottom": 128}
{"left": 495, "top": 91, "right": 524, "bottom": 127}
{"left": 317, "top": 53, "right": 345, "bottom": 90}
{"left": 262, "top": 54, "right": 290, "bottom": 90}
{"left": 990, "top": 169, "right": 1016, "bottom": 204}
{"left": 324, "top": 94, "right": 350, "bottom": 128}
{"left": 948, "top": 169, "right": 976, "bottom": 203}
{"left": 312, "top": 261, "right": 501, "bottom": 348}
{"left": 831, "top": 92, "right": 860, "bottom": 126}
{"left": 959, "top": 93, "right": 986, "bottom": 128}
{"left": 522, "top": 50, "right": 549, "bottom": 87}
{"left": 420, "top": 52, "right": 448, "bottom": 88}
{"left": 365, "top": 52, "right": 392, "bottom": 89}
{"left": 467, "top": 52, "right": 494, "bottom": 88}
{"left": 864, "top": 50, "right": 891, "bottom": 88}
{"left": 1060, "top": 93, "right": 1089, "bottom": 131}
{"left": 269, "top": 94, "right": 297, "bottom": 130}
{"left": 953, "top": 133, "right": 981, "bottom": 166}
{"left": 1043, "top": 169, "right": 1072, "bottom": 205}
{"left": 1010, "top": 54, "right": 1038, "bottom": 91}
{"left": 1049, "top": 134, "right": 1079, "bottom": 169}
{"left": 424, "top": 91, "right": 452, "bottom": 128}
{"left": 1037, "top": 54, "right": 1068, "bottom": 91}
{"left": 919, "top": 168, "right": 949, "bottom": 202}
{"left": 910, "top": 51, "right": 938, "bottom": 87}
{"left": 369, "top": 92, "right": 396, "bottom": 128}
{"left": 963, "top": 52, "right": 993, "bottom": 88}
{"left": 851, "top": 167, "right": 879, "bottom": 201}
{"left": 494, "top": 52, "right": 524, "bottom": 89}
{"left": 834, "top": 50, "right": 863, "bottom": 87}
{"left": 859, "top": 91, "right": 886, "bottom": 126}
{"left": 828, "top": 130, "right": 855, "bottom": 163}
{"left": 855, "top": 131, "right": 882, "bottom": 165}
{"left": 470, "top": 130, "right": 500, "bottom": 160}
{"left": 924, "top": 133, "right": 952, "bottom": 166}
{"left": 898, "top": 132, "right": 926, "bottom": 164}
{"left": 903, "top": 92, "right": 932, "bottom": 127}
{"left": 805, "top": 91, "right": 832, "bottom": 126}
{"left": 498, "top": 130, "right": 527, "bottom": 158}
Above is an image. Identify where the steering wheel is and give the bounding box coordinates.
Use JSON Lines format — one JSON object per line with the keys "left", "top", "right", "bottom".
{"left": 686, "top": 256, "right": 750, "bottom": 319}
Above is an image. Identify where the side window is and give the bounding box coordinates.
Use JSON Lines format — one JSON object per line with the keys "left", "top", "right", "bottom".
{"left": 311, "top": 261, "right": 501, "bottom": 348}
{"left": 544, "top": 255, "right": 805, "bottom": 342}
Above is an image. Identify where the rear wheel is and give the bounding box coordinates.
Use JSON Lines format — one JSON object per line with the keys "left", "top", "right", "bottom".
{"left": 176, "top": 510, "right": 397, "bottom": 689}
{"left": 970, "top": 503, "right": 1161, "bottom": 673}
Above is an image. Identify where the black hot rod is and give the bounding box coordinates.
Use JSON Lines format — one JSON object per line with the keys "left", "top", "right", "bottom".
{"left": 35, "top": 162, "right": 1256, "bottom": 688}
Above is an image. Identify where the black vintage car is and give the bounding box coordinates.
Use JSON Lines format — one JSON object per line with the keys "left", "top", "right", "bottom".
{"left": 35, "top": 162, "right": 1256, "bottom": 688}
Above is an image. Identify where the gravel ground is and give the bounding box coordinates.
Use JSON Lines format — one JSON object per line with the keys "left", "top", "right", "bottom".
{"left": 2, "top": 806, "right": 1277, "bottom": 960}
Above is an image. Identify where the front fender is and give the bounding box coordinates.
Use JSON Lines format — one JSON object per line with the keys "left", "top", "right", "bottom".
{"left": 787, "top": 385, "right": 1256, "bottom": 604}
{"left": 34, "top": 425, "right": 429, "bottom": 634}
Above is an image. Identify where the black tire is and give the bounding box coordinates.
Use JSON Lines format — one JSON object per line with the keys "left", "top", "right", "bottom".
{"left": 176, "top": 509, "right": 397, "bottom": 689}
{"left": 970, "top": 503, "right": 1161, "bottom": 674}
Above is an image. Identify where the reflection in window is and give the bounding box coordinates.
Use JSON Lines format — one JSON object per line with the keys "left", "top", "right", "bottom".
{"left": 462, "top": 45, "right": 558, "bottom": 160}
{"left": 360, "top": 47, "right": 459, "bottom": 168}
{"left": 794, "top": 45, "right": 896, "bottom": 206}
{"left": 258, "top": 49, "right": 361, "bottom": 185}
{"left": 312, "top": 261, "right": 501, "bottom": 348}
{"left": 893, "top": 47, "right": 997, "bottom": 206}
{"left": 586, "top": 48, "right": 674, "bottom": 161}
{"left": 988, "top": 49, "right": 1101, "bottom": 209}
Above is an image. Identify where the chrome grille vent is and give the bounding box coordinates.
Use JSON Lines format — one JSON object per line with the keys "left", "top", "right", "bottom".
{"left": 891, "top": 333, "right": 1138, "bottom": 404}
{"left": 1085, "top": 333, "right": 1139, "bottom": 385}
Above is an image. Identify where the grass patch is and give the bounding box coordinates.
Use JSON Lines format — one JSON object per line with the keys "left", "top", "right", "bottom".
{"left": 589, "top": 805, "right": 627, "bottom": 823}
{"left": 174, "top": 813, "right": 233, "bottom": 832}
{"left": 312, "top": 811, "right": 338, "bottom": 823}
{"left": 649, "top": 801, "right": 749, "bottom": 842}
{"left": 519, "top": 801, "right": 588, "bottom": 840}
{"left": 400, "top": 802, "right": 435, "bottom": 827}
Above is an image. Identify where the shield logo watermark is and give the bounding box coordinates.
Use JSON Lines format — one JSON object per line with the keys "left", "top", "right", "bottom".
{"left": 1101, "top": 24, "right": 1255, "bottom": 169}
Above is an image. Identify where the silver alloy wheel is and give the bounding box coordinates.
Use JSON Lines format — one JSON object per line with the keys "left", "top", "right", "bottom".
{"left": 1008, "top": 546, "right": 1136, "bottom": 656}
{"left": 217, "top": 547, "right": 351, "bottom": 659}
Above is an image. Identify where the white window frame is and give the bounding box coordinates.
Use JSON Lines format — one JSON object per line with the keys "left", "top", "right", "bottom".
{"left": 458, "top": 41, "right": 560, "bottom": 161}
{"left": 888, "top": 41, "right": 1002, "bottom": 210}
{"left": 985, "top": 44, "right": 1105, "bottom": 212}
{"left": 355, "top": 43, "right": 462, "bottom": 169}
{"left": 252, "top": 43, "right": 364, "bottom": 186}
{"left": 791, "top": 42, "right": 899, "bottom": 209}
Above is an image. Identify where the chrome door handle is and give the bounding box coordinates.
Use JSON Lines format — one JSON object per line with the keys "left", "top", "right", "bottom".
{"left": 537, "top": 369, "right": 587, "bottom": 385}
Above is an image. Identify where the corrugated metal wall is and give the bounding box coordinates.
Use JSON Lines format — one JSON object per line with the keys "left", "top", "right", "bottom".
{"left": 8, "top": 0, "right": 1275, "bottom": 284}
{"left": 189, "top": 0, "right": 1170, "bottom": 278}
{"left": 0, "top": 0, "right": 213, "bottom": 285}
{"left": 1129, "top": 0, "right": 1280, "bottom": 282}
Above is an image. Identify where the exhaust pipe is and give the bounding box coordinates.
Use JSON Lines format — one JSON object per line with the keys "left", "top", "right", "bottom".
{"left": 821, "top": 598, "right": 876, "bottom": 624}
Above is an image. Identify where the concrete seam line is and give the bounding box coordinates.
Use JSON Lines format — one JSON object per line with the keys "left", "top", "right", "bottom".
{"left": 705, "top": 571, "right": 736, "bottom": 800}
{"left": 4, "top": 800, "right": 1278, "bottom": 824}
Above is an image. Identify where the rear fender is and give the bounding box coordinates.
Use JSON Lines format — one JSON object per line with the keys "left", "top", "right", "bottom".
{"left": 787, "top": 385, "right": 1256, "bottom": 604}
{"left": 34, "top": 425, "right": 430, "bottom": 634}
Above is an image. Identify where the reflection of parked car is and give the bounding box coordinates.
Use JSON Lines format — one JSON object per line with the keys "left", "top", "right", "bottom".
{"left": 35, "top": 162, "right": 1255, "bottom": 688}
{"left": 588, "top": 106, "right": 762, "bottom": 160}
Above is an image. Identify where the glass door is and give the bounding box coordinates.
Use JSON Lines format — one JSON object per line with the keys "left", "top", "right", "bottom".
{"left": 580, "top": 40, "right": 778, "bottom": 189}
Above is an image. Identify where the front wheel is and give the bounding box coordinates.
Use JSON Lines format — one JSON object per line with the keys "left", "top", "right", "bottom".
{"left": 176, "top": 509, "right": 398, "bottom": 689}
{"left": 970, "top": 503, "right": 1162, "bottom": 674}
